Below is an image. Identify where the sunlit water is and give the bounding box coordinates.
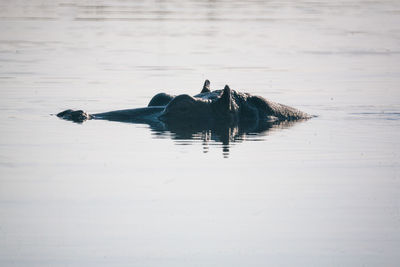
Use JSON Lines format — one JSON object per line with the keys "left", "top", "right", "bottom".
{"left": 1, "top": 1, "right": 400, "bottom": 266}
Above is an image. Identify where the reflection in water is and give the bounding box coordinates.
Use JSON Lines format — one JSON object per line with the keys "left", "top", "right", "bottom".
{"left": 137, "top": 119, "right": 301, "bottom": 157}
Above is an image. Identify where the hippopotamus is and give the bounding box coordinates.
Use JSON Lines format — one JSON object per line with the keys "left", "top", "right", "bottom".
{"left": 57, "top": 80, "right": 311, "bottom": 127}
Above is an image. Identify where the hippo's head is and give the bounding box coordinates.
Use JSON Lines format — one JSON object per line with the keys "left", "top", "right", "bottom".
{"left": 159, "top": 85, "right": 239, "bottom": 125}
{"left": 159, "top": 94, "right": 213, "bottom": 123}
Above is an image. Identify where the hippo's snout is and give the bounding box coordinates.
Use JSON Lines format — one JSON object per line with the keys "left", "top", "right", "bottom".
{"left": 57, "top": 109, "right": 91, "bottom": 123}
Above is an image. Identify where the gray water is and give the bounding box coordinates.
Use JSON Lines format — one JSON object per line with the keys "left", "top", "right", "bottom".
{"left": 1, "top": 1, "right": 400, "bottom": 266}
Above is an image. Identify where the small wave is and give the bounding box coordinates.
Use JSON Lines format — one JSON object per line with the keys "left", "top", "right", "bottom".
{"left": 349, "top": 112, "right": 400, "bottom": 121}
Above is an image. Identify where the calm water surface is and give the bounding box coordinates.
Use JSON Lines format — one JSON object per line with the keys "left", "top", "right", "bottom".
{"left": 1, "top": 1, "right": 400, "bottom": 266}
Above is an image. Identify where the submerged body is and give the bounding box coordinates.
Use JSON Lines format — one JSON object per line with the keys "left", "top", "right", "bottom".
{"left": 57, "top": 80, "right": 311, "bottom": 127}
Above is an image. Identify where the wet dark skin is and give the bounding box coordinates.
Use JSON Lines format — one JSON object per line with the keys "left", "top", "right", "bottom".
{"left": 57, "top": 80, "right": 311, "bottom": 125}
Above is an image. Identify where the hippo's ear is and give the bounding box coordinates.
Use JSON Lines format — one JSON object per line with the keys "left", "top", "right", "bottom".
{"left": 201, "top": 79, "right": 211, "bottom": 93}
{"left": 215, "top": 85, "right": 232, "bottom": 111}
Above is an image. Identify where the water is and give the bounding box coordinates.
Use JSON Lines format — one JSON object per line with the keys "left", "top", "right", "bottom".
{"left": 1, "top": 0, "right": 400, "bottom": 266}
